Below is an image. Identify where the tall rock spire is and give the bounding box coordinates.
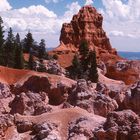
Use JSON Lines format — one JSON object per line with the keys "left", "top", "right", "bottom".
{"left": 59, "top": 5, "right": 116, "bottom": 54}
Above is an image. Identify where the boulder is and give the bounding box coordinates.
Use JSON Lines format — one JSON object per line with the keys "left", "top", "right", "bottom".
{"left": 68, "top": 116, "right": 104, "bottom": 140}
{"left": 123, "top": 81, "right": 140, "bottom": 115}
{"left": 106, "top": 60, "right": 140, "bottom": 85}
{"left": 14, "top": 75, "right": 75, "bottom": 106}
{"left": 0, "top": 82, "right": 13, "bottom": 114}
{"left": 32, "top": 122, "right": 61, "bottom": 140}
{"left": 68, "top": 79, "right": 96, "bottom": 112}
{"left": 16, "top": 120, "right": 33, "bottom": 133}
{"left": 94, "top": 110, "right": 140, "bottom": 140}
{"left": 15, "top": 76, "right": 51, "bottom": 93}
{"left": 10, "top": 92, "right": 51, "bottom": 115}
{"left": 46, "top": 60, "right": 66, "bottom": 76}
{"left": 96, "top": 82, "right": 126, "bottom": 108}
{"left": 93, "top": 94, "right": 118, "bottom": 117}
{"left": 68, "top": 117, "right": 95, "bottom": 140}
{"left": 68, "top": 80, "right": 118, "bottom": 117}
{"left": 0, "top": 82, "right": 12, "bottom": 99}
{"left": 0, "top": 114, "right": 14, "bottom": 138}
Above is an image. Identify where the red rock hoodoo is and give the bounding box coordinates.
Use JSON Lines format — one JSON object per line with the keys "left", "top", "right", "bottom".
{"left": 52, "top": 5, "right": 119, "bottom": 67}
{"left": 60, "top": 6, "right": 116, "bottom": 53}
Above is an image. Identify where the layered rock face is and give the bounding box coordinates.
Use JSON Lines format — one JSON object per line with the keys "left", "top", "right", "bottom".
{"left": 59, "top": 5, "right": 116, "bottom": 54}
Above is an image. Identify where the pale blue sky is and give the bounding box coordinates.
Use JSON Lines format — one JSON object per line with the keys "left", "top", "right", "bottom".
{"left": 8, "top": 0, "right": 103, "bottom": 12}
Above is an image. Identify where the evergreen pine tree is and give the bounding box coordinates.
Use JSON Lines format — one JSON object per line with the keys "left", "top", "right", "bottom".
{"left": 16, "top": 33, "right": 20, "bottom": 45}
{"left": 88, "top": 51, "right": 98, "bottom": 83}
{"left": 0, "top": 17, "right": 4, "bottom": 47}
{"left": 71, "top": 54, "right": 82, "bottom": 79}
{"left": 39, "top": 39, "right": 46, "bottom": 59}
{"left": 28, "top": 53, "right": 34, "bottom": 70}
{"left": 79, "top": 41, "right": 89, "bottom": 57}
{"left": 5, "top": 27, "right": 16, "bottom": 68}
{"left": 14, "top": 33, "right": 24, "bottom": 69}
{"left": 79, "top": 41, "right": 89, "bottom": 72}
{"left": 24, "top": 31, "right": 34, "bottom": 53}
{"left": 0, "top": 17, "right": 5, "bottom": 66}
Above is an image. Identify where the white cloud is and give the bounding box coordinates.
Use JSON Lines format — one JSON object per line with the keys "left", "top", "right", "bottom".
{"left": 18, "top": 5, "right": 57, "bottom": 18}
{"left": 63, "top": 2, "right": 81, "bottom": 22}
{"left": 100, "top": 0, "right": 140, "bottom": 51}
{"left": 0, "top": 0, "right": 12, "bottom": 11}
{"left": 109, "top": 30, "right": 124, "bottom": 37}
{"left": 0, "top": 1, "right": 81, "bottom": 48}
{"left": 0, "top": 5, "right": 59, "bottom": 41}
{"left": 85, "top": 0, "right": 94, "bottom": 5}
{"left": 101, "top": 0, "right": 140, "bottom": 37}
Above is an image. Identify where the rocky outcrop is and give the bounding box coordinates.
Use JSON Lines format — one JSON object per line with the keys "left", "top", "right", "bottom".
{"left": 50, "top": 5, "right": 140, "bottom": 86}
{"left": 106, "top": 60, "right": 140, "bottom": 85}
{"left": 45, "top": 60, "right": 67, "bottom": 76}
{"left": 51, "top": 5, "right": 118, "bottom": 68}
{"left": 68, "top": 117, "right": 100, "bottom": 140}
{"left": 0, "top": 82, "right": 11, "bottom": 99}
{"left": 94, "top": 110, "right": 140, "bottom": 140}
{"left": 59, "top": 6, "right": 116, "bottom": 54}
{"left": 123, "top": 81, "right": 140, "bottom": 115}
{"left": 32, "top": 122, "right": 60, "bottom": 140}
{"left": 0, "top": 4, "right": 140, "bottom": 140}
{"left": 96, "top": 82, "right": 126, "bottom": 107}
{"left": 68, "top": 79, "right": 118, "bottom": 117}
{"left": 14, "top": 75, "right": 75, "bottom": 105}
{"left": 0, "top": 114, "right": 14, "bottom": 138}
{"left": 68, "top": 79, "right": 96, "bottom": 112}
{"left": 15, "top": 76, "right": 51, "bottom": 93}
{"left": 0, "top": 82, "right": 13, "bottom": 114}
{"left": 93, "top": 94, "right": 118, "bottom": 117}
{"left": 10, "top": 92, "right": 51, "bottom": 115}
{"left": 14, "top": 108, "right": 105, "bottom": 140}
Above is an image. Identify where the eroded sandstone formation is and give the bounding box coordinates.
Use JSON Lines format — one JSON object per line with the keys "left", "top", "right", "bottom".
{"left": 106, "top": 60, "right": 140, "bottom": 85}
{"left": 122, "top": 81, "right": 140, "bottom": 115}
{"left": 59, "top": 5, "right": 116, "bottom": 54}
{"left": 51, "top": 5, "right": 119, "bottom": 68}
{"left": 68, "top": 79, "right": 118, "bottom": 117}
{"left": 0, "top": 64, "right": 140, "bottom": 139}
{"left": 95, "top": 110, "right": 140, "bottom": 140}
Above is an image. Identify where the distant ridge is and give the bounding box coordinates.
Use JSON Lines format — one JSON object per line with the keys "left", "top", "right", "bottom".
{"left": 118, "top": 51, "right": 140, "bottom": 60}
